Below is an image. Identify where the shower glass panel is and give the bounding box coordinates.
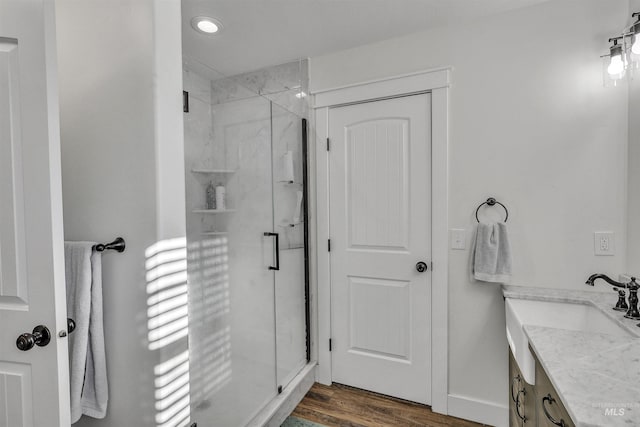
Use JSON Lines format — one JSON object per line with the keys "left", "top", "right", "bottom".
{"left": 272, "top": 104, "right": 307, "bottom": 391}
{"left": 182, "top": 59, "right": 309, "bottom": 427}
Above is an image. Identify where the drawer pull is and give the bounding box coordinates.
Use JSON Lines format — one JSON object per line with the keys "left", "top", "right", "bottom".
{"left": 511, "top": 374, "right": 522, "bottom": 402}
{"left": 515, "top": 389, "right": 527, "bottom": 422}
{"left": 542, "top": 394, "right": 566, "bottom": 427}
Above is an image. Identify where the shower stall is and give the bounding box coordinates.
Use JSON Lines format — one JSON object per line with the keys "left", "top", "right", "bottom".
{"left": 182, "top": 59, "right": 311, "bottom": 426}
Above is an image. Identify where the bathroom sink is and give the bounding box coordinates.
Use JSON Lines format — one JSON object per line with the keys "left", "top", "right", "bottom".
{"left": 505, "top": 298, "right": 631, "bottom": 384}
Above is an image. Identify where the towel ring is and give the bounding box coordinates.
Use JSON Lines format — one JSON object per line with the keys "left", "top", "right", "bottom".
{"left": 475, "top": 197, "right": 509, "bottom": 223}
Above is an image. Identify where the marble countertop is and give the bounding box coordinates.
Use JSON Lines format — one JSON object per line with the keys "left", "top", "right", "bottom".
{"left": 503, "top": 285, "right": 640, "bottom": 427}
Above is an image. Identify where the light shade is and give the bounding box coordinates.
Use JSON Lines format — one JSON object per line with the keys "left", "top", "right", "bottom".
{"left": 191, "top": 16, "right": 223, "bottom": 35}
{"left": 608, "top": 54, "right": 625, "bottom": 76}
{"left": 633, "top": 17, "right": 640, "bottom": 54}
{"left": 633, "top": 35, "right": 640, "bottom": 55}
{"left": 603, "top": 39, "right": 626, "bottom": 87}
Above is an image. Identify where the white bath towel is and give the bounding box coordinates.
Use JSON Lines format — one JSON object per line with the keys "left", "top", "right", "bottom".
{"left": 65, "top": 242, "right": 108, "bottom": 423}
{"left": 470, "top": 223, "right": 512, "bottom": 283}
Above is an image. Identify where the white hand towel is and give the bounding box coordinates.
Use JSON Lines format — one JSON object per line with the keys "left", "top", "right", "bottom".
{"left": 470, "top": 223, "right": 512, "bottom": 283}
{"left": 65, "top": 242, "right": 108, "bottom": 422}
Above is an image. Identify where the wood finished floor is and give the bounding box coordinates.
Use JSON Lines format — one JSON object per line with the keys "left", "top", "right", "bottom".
{"left": 291, "top": 383, "right": 486, "bottom": 427}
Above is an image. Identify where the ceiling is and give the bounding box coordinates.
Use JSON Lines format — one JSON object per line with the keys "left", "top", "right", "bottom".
{"left": 182, "top": 0, "right": 548, "bottom": 77}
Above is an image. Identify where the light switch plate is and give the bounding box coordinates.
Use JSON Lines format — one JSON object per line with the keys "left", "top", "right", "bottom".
{"left": 450, "top": 228, "right": 466, "bottom": 250}
{"left": 594, "top": 231, "right": 615, "bottom": 256}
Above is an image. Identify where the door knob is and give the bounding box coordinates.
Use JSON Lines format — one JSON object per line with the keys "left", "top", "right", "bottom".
{"left": 416, "top": 261, "right": 429, "bottom": 273}
{"left": 16, "top": 325, "right": 51, "bottom": 351}
{"left": 67, "top": 318, "right": 76, "bottom": 334}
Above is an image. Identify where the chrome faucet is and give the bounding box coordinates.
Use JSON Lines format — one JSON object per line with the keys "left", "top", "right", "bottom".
{"left": 585, "top": 274, "right": 640, "bottom": 320}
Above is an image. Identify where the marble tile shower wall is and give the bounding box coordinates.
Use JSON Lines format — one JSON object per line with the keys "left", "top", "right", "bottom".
{"left": 210, "top": 59, "right": 309, "bottom": 118}
{"left": 182, "top": 60, "right": 310, "bottom": 425}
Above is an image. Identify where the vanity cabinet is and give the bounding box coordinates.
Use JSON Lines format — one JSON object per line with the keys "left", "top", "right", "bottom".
{"left": 509, "top": 348, "right": 576, "bottom": 427}
{"left": 533, "top": 353, "right": 575, "bottom": 427}
{"left": 509, "top": 350, "right": 536, "bottom": 426}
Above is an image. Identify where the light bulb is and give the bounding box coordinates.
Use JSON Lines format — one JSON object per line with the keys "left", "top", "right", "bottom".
{"left": 197, "top": 20, "right": 219, "bottom": 33}
{"left": 608, "top": 54, "right": 625, "bottom": 76}
{"left": 191, "top": 17, "right": 223, "bottom": 35}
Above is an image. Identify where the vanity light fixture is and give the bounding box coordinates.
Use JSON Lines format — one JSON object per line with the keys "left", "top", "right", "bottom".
{"left": 603, "top": 37, "right": 626, "bottom": 86}
{"left": 191, "top": 16, "right": 223, "bottom": 35}
{"left": 602, "top": 11, "right": 640, "bottom": 86}
{"left": 631, "top": 12, "right": 640, "bottom": 55}
{"left": 628, "top": 12, "right": 640, "bottom": 74}
{"left": 608, "top": 38, "right": 625, "bottom": 77}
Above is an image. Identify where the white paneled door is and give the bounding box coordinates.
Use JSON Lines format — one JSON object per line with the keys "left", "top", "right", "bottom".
{"left": 329, "top": 94, "right": 432, "bottom": 404}
{"left": 0, "top": 1, "right": 70, "bottom": 426}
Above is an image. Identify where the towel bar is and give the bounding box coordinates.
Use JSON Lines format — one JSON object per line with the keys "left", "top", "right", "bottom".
{"left": 93, "top": 237, "right": 126, "bottom": 253}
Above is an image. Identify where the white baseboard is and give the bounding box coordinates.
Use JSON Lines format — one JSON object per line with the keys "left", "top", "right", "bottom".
{"left": 447, "top": 394, "right": 508, "bottom": 427}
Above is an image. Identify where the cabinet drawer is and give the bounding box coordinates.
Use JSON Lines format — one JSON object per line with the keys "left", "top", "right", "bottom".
{"left": 509, "top": 349, "right": 536, "bottom": 426}
{"left": 510, "top": 404, "right": 523, "bottom": 427}
{"left": 535, "top": 361, "right": 575, "bottom": 427}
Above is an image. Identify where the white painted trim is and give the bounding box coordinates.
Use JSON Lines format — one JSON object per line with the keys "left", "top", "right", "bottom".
{"left": 448, "top": 394, "right": 508, "bottom": 427}
{"left": 311, "top": 67, "right": 452, "bottom": 95}
{"left": 430, "top": 86, "right": 449, "bottom": 415}
{"left": 44, "top": 1, "right": 72, "bottom": 424}
{"left": 312, "top": 69, "right": 450, "bottom": 410}
{"left": 153, "top": 0, "right": 186, "bottom": 240}
{"left": 312, "top": 68, "right": 451, "bottom": 108}
{"left": 314, "top": 106, "right": 332, "bottom": 385}
{"left": 307, "top": 112, "right": 320, "bottom": 372}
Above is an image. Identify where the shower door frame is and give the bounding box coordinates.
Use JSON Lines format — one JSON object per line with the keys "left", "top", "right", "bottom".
{"left": 311, "top": 68, "right": 451, "bottom": 415}
{"left": 302, "top": 118, "right": 312, "bottom": 363}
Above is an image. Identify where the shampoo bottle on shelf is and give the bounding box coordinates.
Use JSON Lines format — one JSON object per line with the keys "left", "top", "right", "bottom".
{"left": 215, "top": 183, "right": 226, "bottom": 210}
{"left": 206, "top": 181, "right": 216, "bottom": 210}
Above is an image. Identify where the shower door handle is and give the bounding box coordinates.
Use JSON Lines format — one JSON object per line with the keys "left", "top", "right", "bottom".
{"left": 264, "top": 232, "right": 280, "bottom": 271}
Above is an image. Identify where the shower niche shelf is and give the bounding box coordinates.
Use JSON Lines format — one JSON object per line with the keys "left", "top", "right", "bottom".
{"left": 282, "top": 245, "right": 304, "bottom": 251}
{"left": 201, "top": 231, "right": 228, "bottom": 236}
{"left": 278, "top": 221, "right": 304, "bottom": 228}
{"left": 191, "top": 168, "right": 237, "bottom": 174}
{"left": 277, "top": 180, "right": 303, "bottom": 185}
{"left": 192, "top": 209, "right": 236, "bottom": 214}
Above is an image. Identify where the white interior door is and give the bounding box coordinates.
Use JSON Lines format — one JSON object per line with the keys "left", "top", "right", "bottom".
{"left": 0, "top": 1, "right": 70, "bottom": 426}
{"left": 329, "top": 94, "right": 432, "bottom": 404}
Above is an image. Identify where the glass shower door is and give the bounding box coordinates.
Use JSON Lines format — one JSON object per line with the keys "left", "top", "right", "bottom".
{"left": 183, "top": 58, "right": 310, "bottom": 427}
{"left": 184, "top": 68, "right": 278, "bottom": 426}
{"left": 271, "top": 104, "right": 308, "bottom": 391}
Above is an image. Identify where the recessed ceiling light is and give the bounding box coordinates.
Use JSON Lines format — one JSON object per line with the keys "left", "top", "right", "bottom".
{"left": 191, "top": 16, "right": 222, "bottom": 35}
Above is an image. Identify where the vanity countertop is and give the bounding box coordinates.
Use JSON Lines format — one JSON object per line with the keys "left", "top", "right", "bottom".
{"left": 503, "top": 285, "right": 640, "bottom": 427}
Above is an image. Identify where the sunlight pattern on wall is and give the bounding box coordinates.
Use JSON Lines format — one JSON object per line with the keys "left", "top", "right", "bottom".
{"left": 154, "top": 350, "right": 190, "bottom": 427}
{"left": 146, "top": 238, "right": 189, "bottom": 351}
{"left": 146, "top": 237, "right": 191, "bottom": 427}
{"left": 187, "top": 235, "right": 233, "bottom": 412}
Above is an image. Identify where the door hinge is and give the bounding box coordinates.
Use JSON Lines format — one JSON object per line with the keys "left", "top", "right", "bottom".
{"left": 326, "top": 138, "right": 330, "bottom": 151}
{"left": 329, "top": 339, "right": 332, "bottom": 351}
{"left": 278, "top": 385, "right": 283, "bottom": 394}
{"left": 183, "top": 91, "right": 189, "bottom": 113}
{"left": 328, "top": 239, "right": 331, "bottom": 252}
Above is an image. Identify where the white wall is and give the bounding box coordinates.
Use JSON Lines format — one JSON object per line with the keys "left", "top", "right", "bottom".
{"left": 310, "top": 0, "right": 629, "bottom": 424}
{"left": 628, "top": 0, "right": 640, "bottom": 274}
{"left": 56, "top": 0, "right": 185, "bottom": 425}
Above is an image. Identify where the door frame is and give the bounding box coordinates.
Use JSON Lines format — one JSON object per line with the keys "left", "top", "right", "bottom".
{"left": 311, "top": 68, "right": 450, "bottom": 414}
